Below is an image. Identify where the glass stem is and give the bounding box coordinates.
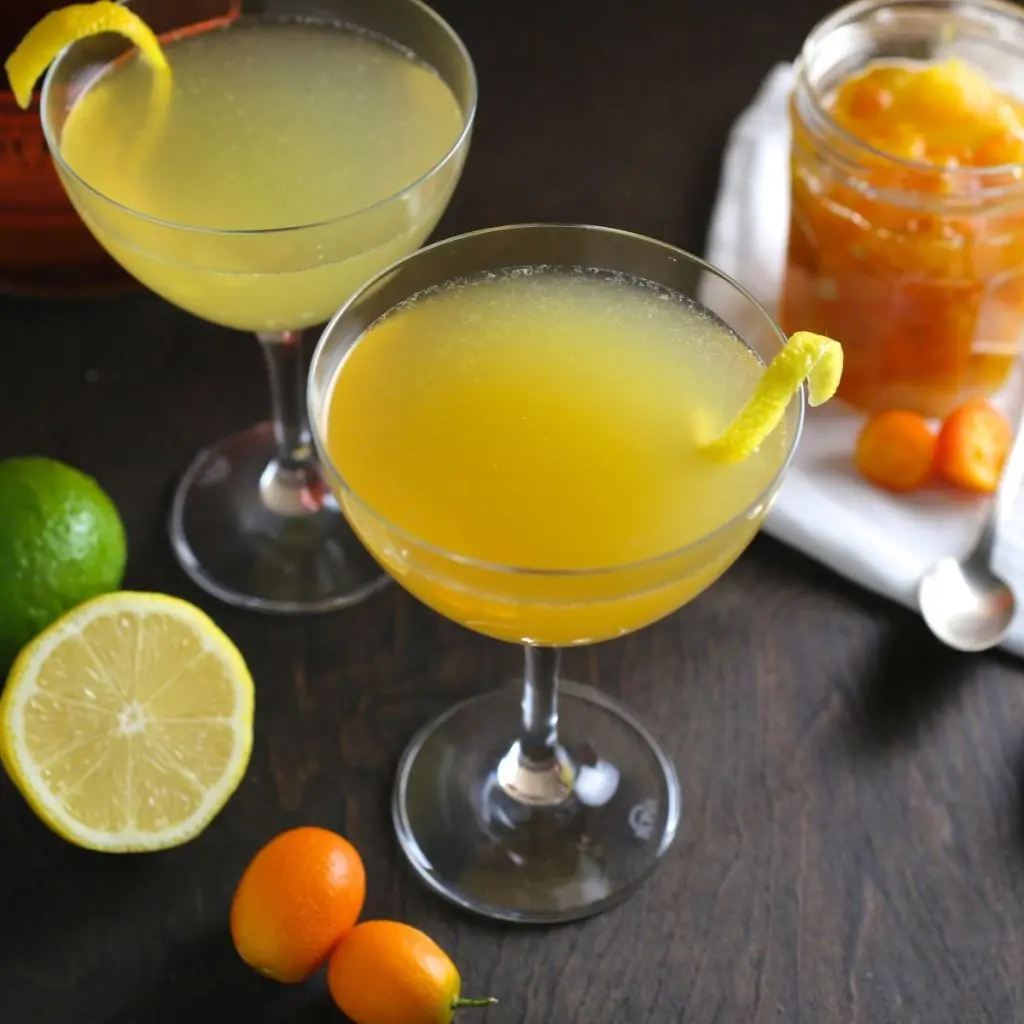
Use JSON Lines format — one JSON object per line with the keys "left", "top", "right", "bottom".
{"left": 497, "top": 645, "right": 573, "bottom": 806}
{"left": 520, "top": 645, "right": 562, "bottom": 767}
{"left": 256, "top": 330, "right": 310, "bottom": 468}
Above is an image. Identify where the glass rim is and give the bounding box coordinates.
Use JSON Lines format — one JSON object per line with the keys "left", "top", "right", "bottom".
{"left": 39, "top": 0, "right": 478, "bottom": 237}
{"left": 308, "top": 222, "right": 806, "bottom": 580}
{"left": 796, "top": 0, "right": 1024, "bottom": 197}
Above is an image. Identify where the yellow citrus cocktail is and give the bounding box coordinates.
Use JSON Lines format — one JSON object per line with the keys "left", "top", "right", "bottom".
{"left": 57, "top": 18, "right": 466, "bottom": 332}
{"left": 11, "top": 0, "right": 475, "bottom": 614}
{"left": 309, "top": 225, "right": 826, "bottom": 926}
{"left": 325, "top": 266, "right": 789, "bottom": 644}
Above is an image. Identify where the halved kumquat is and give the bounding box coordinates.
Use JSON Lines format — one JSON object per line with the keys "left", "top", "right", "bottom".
{"left": 935, "top": 399, "right": 1012, "bottom": 493}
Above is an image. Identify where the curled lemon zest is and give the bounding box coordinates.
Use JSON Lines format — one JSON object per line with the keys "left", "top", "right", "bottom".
{"left": 5, "top": 1, "right": 169, "bottom": 108}
{"left": 704, "top": 331, "right": 844, "bottom": 462}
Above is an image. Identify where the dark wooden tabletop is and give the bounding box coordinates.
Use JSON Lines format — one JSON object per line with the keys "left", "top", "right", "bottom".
{"left": 5, "top": 0, "right": 1024, "bottom": 1021}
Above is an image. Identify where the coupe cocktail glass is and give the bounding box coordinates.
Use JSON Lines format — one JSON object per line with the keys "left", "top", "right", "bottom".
{"left": 309, "top": 224, "right": 805, "bottom": 923}
{"left": 40, "top": 0, "right": 476, "bottom": 612}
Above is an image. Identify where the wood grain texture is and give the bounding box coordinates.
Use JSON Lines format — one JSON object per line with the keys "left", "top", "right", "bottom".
{"left": 4, "top": 0, "right": 1024, "bottom": 1021}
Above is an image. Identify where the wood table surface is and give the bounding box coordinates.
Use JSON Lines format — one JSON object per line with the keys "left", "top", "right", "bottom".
{"left": 5, "top": 0, "right": 1024, "bottom": 1021}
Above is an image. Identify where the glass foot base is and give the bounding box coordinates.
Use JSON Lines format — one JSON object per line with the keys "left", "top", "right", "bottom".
{"left": 393, "top": 680, "right": 681, "bottom": 923}
{"left": 168, "top": 422, "right": 389, "bottom": 613}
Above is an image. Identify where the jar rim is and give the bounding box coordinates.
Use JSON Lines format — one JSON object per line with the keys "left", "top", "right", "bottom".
{"left": 794, "top": 0, "right": 1024, "bottom": 204}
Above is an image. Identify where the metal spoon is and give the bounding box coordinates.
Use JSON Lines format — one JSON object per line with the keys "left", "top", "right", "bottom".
{"left": 918, "top": 409, "right": 1024, "bottom": 652}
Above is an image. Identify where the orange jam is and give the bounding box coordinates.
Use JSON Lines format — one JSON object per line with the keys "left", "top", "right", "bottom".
{"left": 781, "top": 58, "right": 1024, "bottom": 417}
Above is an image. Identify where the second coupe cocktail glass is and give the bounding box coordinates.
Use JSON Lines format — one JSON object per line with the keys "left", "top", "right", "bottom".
{"left": 39, "top": 0, "right": 476, "bottom": 612}
{"left": 309, "top": 225, "right": 806, "bottom": 923}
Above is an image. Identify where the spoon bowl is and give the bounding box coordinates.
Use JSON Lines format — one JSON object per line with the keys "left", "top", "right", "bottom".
{"left": 917, "top": 554, "right": 1016, "bottom": 652}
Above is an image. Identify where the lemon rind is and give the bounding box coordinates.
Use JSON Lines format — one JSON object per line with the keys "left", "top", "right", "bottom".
{"left": 5, "top": 1, "right": 170, "bottom": 110}
{"left": 704, "top": 332, "right": 843, "bottom": 463}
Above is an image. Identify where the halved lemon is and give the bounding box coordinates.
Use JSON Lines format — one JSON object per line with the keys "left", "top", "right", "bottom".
{"left": 704, "top": 331, "right": 844, "bottom": 462}
{"left": 5, "top": 1, "right": 169, "bottom": 109}
{"left": 0, "top": 592, "right": 254, "bottom": 852}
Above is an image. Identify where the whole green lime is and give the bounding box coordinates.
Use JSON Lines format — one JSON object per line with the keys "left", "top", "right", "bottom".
{"left": 0, "top": 457, "right": 127, "bottom": 668}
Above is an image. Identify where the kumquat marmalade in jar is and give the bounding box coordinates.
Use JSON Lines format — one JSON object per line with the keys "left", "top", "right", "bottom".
{"left": 781, "top": 0, "right": 1024, "bottom": 418}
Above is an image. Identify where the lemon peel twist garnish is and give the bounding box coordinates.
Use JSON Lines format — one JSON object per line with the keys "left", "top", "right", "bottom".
{"left": 6, "top": 2, "right": 172, "bottom": 174}
{"left": 5, "top": 2, "right": 169, "bottom": 109}
{"left": 703, "top": 331, "right": 844, "bottom": 462}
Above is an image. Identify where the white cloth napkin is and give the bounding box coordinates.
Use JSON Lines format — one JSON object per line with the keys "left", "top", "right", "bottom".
{"left": 702, "top": 63, "right": 1024, "bottom": 658}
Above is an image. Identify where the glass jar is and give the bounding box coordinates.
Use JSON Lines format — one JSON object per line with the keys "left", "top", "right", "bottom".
{"left": 781, "top": 0, "right": 1024, "bottom": 418}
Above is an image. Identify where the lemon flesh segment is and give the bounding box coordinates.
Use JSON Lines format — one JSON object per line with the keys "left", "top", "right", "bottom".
{"left": 704, "top": 331, "right": 844, "bottom": 463}
{"left": 5, "top": 1, "right": 169, "bottom": 109}
{"left": 0, "top": 592, "right": 254, "bottom": 852}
